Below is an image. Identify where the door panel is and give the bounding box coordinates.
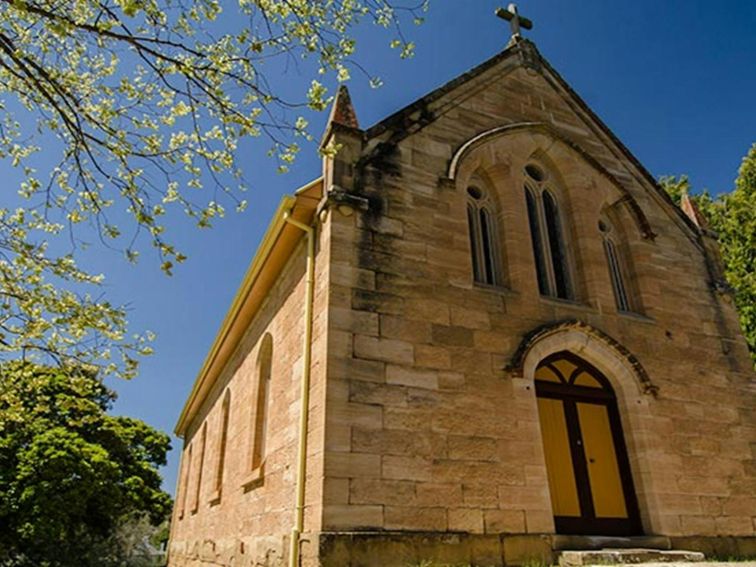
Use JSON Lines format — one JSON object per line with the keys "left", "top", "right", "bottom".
{"left": 535, "top": 351, "right": 642, "bottom": 536}
{"left": 577, "top": 402, "right": 628, "bottom": 519}
{"left": 538, "top": 397, "right": 581, "bottom": 517}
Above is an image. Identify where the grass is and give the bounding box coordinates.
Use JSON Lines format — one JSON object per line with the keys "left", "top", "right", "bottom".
{"left": 409, "top": 560, "right": 554, "bottom": 567}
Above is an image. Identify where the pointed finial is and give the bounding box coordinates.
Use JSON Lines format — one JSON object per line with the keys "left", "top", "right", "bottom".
{"left": 680, "top": 192, "right": 709, "bottom": 230}
{"left": 328, "top": 85, "right": 359, "bottom": 130}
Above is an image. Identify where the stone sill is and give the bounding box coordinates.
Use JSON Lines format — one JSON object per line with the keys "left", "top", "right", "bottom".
{"left": 241, "top": 463, "right": 265, "bottom": 492}
{"left": 539, "top": 295, "right": 596, "bottom": 313}
{"left": 617, "top": 310, "right": 655, "bottom": 324}
{"left": 208, "top": 488, "right": 222, "bottom": 506}
{"left": 472, "top": 282, "right": 519, "bottom": 297}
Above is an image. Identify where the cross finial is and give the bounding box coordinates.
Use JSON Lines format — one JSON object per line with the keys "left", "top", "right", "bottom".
{"left": 496, "top": 4, "right": 533, "bottom": 42}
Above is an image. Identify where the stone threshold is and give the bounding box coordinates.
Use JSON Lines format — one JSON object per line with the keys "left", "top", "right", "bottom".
{"left": 558, "top": 548, "right": 705, "bottom": 567}
{"left": 552, "top": 536, "right": 672, "bottom": 551}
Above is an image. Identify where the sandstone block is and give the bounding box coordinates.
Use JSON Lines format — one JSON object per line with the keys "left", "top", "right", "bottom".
{"left": 432, "top": 324, "right": 475, "bottom": 347}
{"left": 350, "top": 478, "right": 416, "bottom": 506}
{"left": 416, "top": 482, "right": 463, "bottom": 507}
{"left": 354, "top": 335, "right": 414, "bottom": 365}
{"left": 414, "top": 345, "right": 452, "bottom": 369}
{"left": 323, "top": 504, "right": 383, "bottom": 530}
{"left": 386, "top": 364, "right": 439, "bottom": 390}
{"left": 404, "top": 298, "right": 450, "bottom": 325}
{"left": 384, "top": 506, "right": 447, "bottom": 531}
{"left": 329, "top": 307, "right": 379, "bottom": 336}
{"left": 383, "top": 455, "right": 433, "bottom": 482}
{"left": 448, "top": 435, "right": 498, "bottom": 462}
{"left": 325, "top": 452, "right": 381, "bottom": 479}
{"left": 448, "top": 508, "right": 485, "bottom": 533}
{"left": 379, "top": 315, "right": 432, "bottom": 343}
{"left": 484, "top": 509, "right": 526, "bottom": 533}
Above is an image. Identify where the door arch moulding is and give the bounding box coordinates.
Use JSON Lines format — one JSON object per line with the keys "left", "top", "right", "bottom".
{"left": 507, "top": 319, "right": 657, "bottom": 397}
{"left": 508, "top": 319, "right": 663, "bottom": 535}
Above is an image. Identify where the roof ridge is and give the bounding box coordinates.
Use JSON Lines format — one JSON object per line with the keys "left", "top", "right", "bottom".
{"left": 365, "top": 40, "right": 524, "bottom": 138}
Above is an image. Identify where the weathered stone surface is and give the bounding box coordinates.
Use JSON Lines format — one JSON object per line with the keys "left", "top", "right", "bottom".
{"left": 559, "top": 548, "right": 705, "bottom": 567}
{"left": 168, "top": 37, "right": 755, "bottom": 567}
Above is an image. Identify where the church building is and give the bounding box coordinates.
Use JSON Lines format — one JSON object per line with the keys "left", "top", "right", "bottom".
{"left": 168, "top": 10, "right": 755, "bottom": 566}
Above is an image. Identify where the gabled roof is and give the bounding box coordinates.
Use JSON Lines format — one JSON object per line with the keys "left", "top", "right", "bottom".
{"left": 364, "top": 38, "right": 698, "bottom": 238}
{"left": 175, "top": 178, "right": 322, "bottom": 436}
{"left": 176, "top": 37, "right": 702, "bottom": 437}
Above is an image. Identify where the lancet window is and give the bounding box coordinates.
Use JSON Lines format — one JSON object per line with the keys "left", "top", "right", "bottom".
{"left": 191, "top": 423, "right": 207, "bottom": 513}
{"left": 599, "top": 219, "right": 632, "bottom": 312}
{"left": 212, "top": 390, "right": 231, "bottom": 501}
{"left": 250, "top": 334, "right": 272, "bottom": 472}
{"left": 467, "top": 184, "right": 502, "bottom": 286}
{"left": 524, "top": 163, "right": 573, "bottom": 299}
{"left": 178, "top": 444, "right": 192, "bottom": 519}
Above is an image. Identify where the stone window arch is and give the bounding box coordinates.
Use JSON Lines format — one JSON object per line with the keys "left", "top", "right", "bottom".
{"left": 250, "top": 333, "right": 273, "bottom": 473}
{"left": 191, "top": 422, "right": 207, "bottom": 514}
{"left": 599, "top": 214, "right": 642, "bottom": 314}
{"left": 524, "top": 162, "right": 574, "bottom": 299}
{"left": 178, "top": 443, "right": 192, "bottom": 520}
{"left": 466, "top": 181, "right": 503, "bottom": 286}
{"left": 210, "top": 389, "right": 231, "bottom": 504}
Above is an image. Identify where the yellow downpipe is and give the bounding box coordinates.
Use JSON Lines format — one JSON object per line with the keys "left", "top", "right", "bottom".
{"left": 284, "top": 211, "right": 316, "bottom": 567}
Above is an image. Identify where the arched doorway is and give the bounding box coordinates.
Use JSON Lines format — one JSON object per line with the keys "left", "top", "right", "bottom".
{"left": 536, "top": 351, "right": 642, "bottom": 536}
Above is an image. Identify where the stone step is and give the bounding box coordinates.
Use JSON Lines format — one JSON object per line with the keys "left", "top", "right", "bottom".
{"left": 559, "top": 548, "right": 706, "bottom": 567}
{"left": 552, "top": 535, "right": 672, "bottom": 551}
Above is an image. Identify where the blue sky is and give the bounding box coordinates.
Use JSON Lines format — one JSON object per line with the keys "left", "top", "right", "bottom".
{"left": 6, "top": 0, "right": 755, "bottom": 495}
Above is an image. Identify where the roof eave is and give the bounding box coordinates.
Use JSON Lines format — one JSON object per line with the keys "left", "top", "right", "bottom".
{"left": 174, "top": 178, "right": 322, "bottom": 436}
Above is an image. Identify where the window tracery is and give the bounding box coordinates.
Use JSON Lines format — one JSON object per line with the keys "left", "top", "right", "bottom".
{"left": 599, "top": 219, "right": 633, "bottom": 313}
{"left": 524, "top": 163, "right": 573, "bottom": 299}
{"left": 467, "top": 184, "right": 502, "bottom": 287}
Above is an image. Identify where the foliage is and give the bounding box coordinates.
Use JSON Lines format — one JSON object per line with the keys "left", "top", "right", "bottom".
{"left": 660, "top": 143, "right": 756, "bottom": 365}
{"left": 0, "top": 0, "right": 428, "bottom": 379}
{"left": 0, "top": 361, "right": 172, "bottom": 566}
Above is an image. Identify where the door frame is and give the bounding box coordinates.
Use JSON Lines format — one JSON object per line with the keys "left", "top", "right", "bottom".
{"left": 536, "top": 351, "right": 643, "bottom": 536}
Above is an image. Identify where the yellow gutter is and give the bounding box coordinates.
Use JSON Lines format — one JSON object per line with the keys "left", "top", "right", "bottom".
{"left": 282, "top": 211, "right": 316, "bottom": 567}
{"left": 174, "top": 194, "right": 296, "bottom": 436}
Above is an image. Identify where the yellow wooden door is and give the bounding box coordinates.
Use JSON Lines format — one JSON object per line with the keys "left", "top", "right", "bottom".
{"left": 577, "top": 402, "right": 628, "bottom": 519}
{"left": 535, "top": 353, "right": 641, "bottom": 535}
{"left": 537, "top": 397, "right": 581, "bottom": 517}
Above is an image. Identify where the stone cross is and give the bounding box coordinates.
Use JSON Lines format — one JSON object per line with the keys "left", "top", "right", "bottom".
{"left": 496, "top": 4, "right": 533, "bottom": 41}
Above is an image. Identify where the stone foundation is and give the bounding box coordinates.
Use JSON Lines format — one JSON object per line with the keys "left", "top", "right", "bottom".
{"left": 306, "top": 531, "right": 552, "bottom": 567}
{"left": 303, "top": 532, "right": 756, "bottom": 567}
{"left": 669, "top": 536, "right": 756, "bottom": 560}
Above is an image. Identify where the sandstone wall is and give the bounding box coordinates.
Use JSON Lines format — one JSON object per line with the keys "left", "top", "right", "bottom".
{"left": 168, "top": 226, "right": 332, "bottom": 567}
{"left": 319, "top": 55, "right": 755, "bottom": 542}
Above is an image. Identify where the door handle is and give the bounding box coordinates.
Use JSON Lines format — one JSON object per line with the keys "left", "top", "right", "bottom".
{"left": 589, "top": 458, "right": 596, "bottom": 464}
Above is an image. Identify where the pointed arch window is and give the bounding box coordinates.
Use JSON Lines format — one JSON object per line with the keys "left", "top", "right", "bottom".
{"left": 210, "top": 390, "right": 231, "bottom": 504}
{"left": 191, "top": 423, "right": 207, "bottom": 514}
{"left": 244, "top": 333, "right": 272, "bottom": 489}
{"left": 599, "top": 219, "right": 632, "bottom": 312}
{"left": 467, "top": 185, "right": 502, "bottom": 286}
{"left": 178, "top": 443, "right": 192, "bottom": 520}
{"left": 524, "top": 164, "right": 573, "bottom": 300}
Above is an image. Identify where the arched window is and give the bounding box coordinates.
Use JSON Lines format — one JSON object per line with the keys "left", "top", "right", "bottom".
{"left": 524, "top": 163, "right": 573, "bottom": 299}
{"left": 599, "top": 219, "right": 632, "bottom": 312}
{"left": 211, "top": 390, "right": 231, "bottom": 503}
{"left": 466, "top": 185, "right": 502, "bottom": 286}
{"left": 251, "top": 333, "right": 273, "bottom": 472}
{"left": 178, "top": 443, "right": 192, "bottom": 519}
{"left": 191, "top": 423, "right": 207, "bottom": 514}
